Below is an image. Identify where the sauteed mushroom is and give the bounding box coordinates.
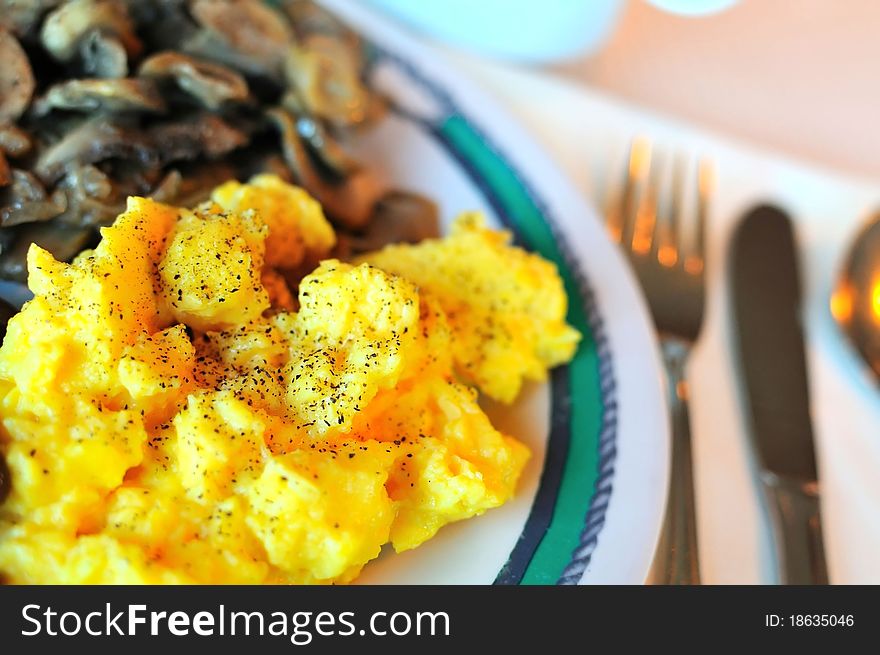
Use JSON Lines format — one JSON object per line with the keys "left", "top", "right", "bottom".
{"left": 0, "top": 30, "right": 35, "bottom": 123}
{"left": 148, "top": 113, "right": 247, "bottom": 164}
{"left": 0, "top": 0, "right": 437, "bottom": 278}
{"left": 79, "top": 28, "right": 128, "bottom": 77}
{"left": 284, "top": 34, "right": 369, "bottom": 129}
{"left": 40, "top": 0, "right": 140, "bottom": 64}
{"left": 0, "top": 124, "right": 33, "bottom": 158}
{"left": 139, "top": 52, "right": 249, "bottom": 110}
{"left": 347, "top": 191, "right": 441, "bottom": 253}
{"left": 283, "top": 91, "right": 361, "bottom": 179}
{"left": 0, "top": 169, "right": 67, "bottom": 226}
{"left": 33, "top": 78, "right": 167, "bottom": 115}
{"left": 0, "top": 153, "right": 10, "bottom": 187}
{"left": 188, "top": 0, "right": 293, "bottom": 77}
{"left": 269, "top": 107, "right": 380, "bottom": 229}
{"left": 0, "top": 218, "right": 92, "bottom": 280}
{"left": 0, "top": 0, "right": 60, "bottom": 38}
{"left": 35, "top": 117, "right": 155, "bottom": 184}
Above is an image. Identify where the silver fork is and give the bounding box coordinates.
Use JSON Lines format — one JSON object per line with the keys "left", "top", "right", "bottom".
{"left": 605, "top": 138, "right": 713, "bottom": 584}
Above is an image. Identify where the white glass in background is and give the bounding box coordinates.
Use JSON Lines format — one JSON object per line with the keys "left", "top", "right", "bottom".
{"left": 365, "top": 0, "right": 626, "bottom": 63}
{"left": 365, "top": 0, "right": 740, "bottom": 64}
{"left": 646, "top": 0, "right": 739, "bottom": 15}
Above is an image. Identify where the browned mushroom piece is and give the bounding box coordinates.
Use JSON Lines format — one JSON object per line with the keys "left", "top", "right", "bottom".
{"left": 282, "top": 0, "right": 361, "bottom": 46}
{"left": 268, "top": 107, "right": 382, "bottom": 229}
{"left": 0, "top": 0, "right": 425, "bottom": 280}
{"left": 0, "top": 0, "right": 60, "bottom": 38}
{"left": 281, "top": 91, "right": 362, "bottom": 180}
{"left": 187, "top": 0, "right": 293, "bottom": 77}
{"left": 33, "top": 78, "right": 167, "bottom": 115}
{"left": 0, "top": 124, "right": 33, "bottom": 158}
{"left": 34, "top": 117, "right": 156, "bottom": 185}
{"left": 0, "top": 169, "right": 68, "bottom": 227}
{"left": 0, "top": 153, "right": 10, "bottom": 188}
{"left": 344, "top": 191, "right": 440, "bottom": 254}
{"left": 159, "top": 160, "right": 238, "bottom": 208}
{"left": 0, "top": 30, "right": 36, "bottom": 124}
{"left": 79, "top": 28, "right": 128, "bottom": 78}
{"left": 139, "top": 51, "right": 250, "bottom": 110}
{"left": 0, "top": 218, "right": 94, "bottom": 280}
{"left": 147, "top": 113, "right": 248, "bottom": 165}
{"left": 54, "top": 164, "right": 128, "bottom": 227}
{"left": 283, "top": 34, "right": 370, "bottom": 129}
{"left": 40, "top": 0, "right": 140, "bottom": 65}
{"left": 148, "top": 168, "right": 182, "bottom": 204}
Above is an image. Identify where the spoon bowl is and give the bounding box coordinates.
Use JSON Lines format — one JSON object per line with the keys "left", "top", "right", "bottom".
{"left": 832, "top": 213, "right": 880, "bottom": 379}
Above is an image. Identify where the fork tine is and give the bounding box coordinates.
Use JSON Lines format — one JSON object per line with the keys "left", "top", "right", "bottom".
{"left": 650, "top": 151, "right": 676, "bottom": 266}
{"left": 685, "top": 157, "right": 713, "bottom": 275}
{"left": 670, "top": 151, "right": 688, "bottom": 267}
{"left": 617, "top": 137, "right": 651, "bottom": 250}
{"left": 633, "top": 149, "right": 662, "bottom": 255}
{"left": 696, "top": 158, "right": 714, "bottom": 268}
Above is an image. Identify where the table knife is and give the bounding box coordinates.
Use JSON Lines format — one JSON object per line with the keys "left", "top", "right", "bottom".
{"left": 729, "top": 204, "right": 828, "bottom": 584}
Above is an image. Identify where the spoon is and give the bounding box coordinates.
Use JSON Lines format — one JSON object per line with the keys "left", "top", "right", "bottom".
{"left": 831, "top": 213, "right": 880, "bottom": 379}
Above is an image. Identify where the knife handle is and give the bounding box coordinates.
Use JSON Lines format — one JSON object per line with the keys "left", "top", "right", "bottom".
{"left": 761, "top": 473, "right": 828, "bottom": 585}
{"left": 651, "top": 338, "right": 701, "bottom": 585}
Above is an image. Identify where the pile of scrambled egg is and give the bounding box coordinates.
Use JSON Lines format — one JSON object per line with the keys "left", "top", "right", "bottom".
{"left": 0, "top": 175, "right": 580, "bottom": 584}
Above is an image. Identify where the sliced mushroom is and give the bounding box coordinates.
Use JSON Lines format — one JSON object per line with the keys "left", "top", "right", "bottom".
{"left": 79, "top": 28, "right": 128, "bottom": 78}
{"left": 148, "top": 168, "right": 182, "bottom": 204}
{"left": 0, "top": 0, "right": 60, "bottom": 38}
{"left": 131, "top": 0, "right": 200, "bottom": 52}
{"left": 147, "top": 113, "right": 247, "bottom": 165}
{"left": 40, "top": 0, "right": 140, "bottom": 63}
{"left": 226, "top": 144, "right": 292, "bottom": 183}
{"left": 0, "top": 124, "right": 33, "bottom": 158}
{"left": 155, "top": 160, "right": 238, "bottom": 208}
{"left": 282, "top": 0, "right": 360, "bottom": 46}
{"left": 0, "top": 295, "right": 13, "bottom": 338}
{"left": 1, "top": 169, "right": 47, "bottom": 206}
{"left": 282, "top": 91, "right": 361, "bottom": 179}
{"left": 34, "top": 117, "right": 156, "bottom": 184}
{"left": 0, "top": 218, "right": 94, "bottom": 280}
{"left": 347, "top": 191, "right": 440, "bottom": 253}
{"left": 0, "top": 169, "right": 67, "bottom": 227}
{"left": 139, "top": 51, "right": 249, "bottom": 110}
{"left": 0, "top": 152, "right": 9, "bottom": 187}
{"left": 268, "top": 107, "right": 381, "bottom": 229}
{"left": 53, "top": 164, "right": 126, "bottom": 227}
{"left": 33, "top": 78, "right": 167, "bottom": 115}
{"left": 188, "top": 0, "right": 293, "bottom": 77}
{"left": 284, "top": 34, "right": 369, "bottom": 129}
{"left": 0, "top": 30, "right": 35, "bottom": 123}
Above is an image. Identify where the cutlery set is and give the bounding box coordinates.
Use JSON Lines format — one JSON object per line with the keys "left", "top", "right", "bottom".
{"left": 607, "top": 140, "right": 827, "bottom": 584}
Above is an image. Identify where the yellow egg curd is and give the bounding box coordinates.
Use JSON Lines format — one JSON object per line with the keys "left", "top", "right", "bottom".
{"left": 0, "top": 176, "right": 579, "bottom": 584}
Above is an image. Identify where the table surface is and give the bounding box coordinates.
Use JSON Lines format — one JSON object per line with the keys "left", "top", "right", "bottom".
{"left": 553, "top": 0, "right": 880, "bottom": 183}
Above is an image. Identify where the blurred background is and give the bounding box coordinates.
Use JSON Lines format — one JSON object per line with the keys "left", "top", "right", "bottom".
{"left": 372, "top": 0, "right": 879, "bottom": 181}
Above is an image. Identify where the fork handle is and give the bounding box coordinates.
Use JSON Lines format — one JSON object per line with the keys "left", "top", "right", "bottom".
{"left": 651, "top": 338, "right": 701, "bottom": 584}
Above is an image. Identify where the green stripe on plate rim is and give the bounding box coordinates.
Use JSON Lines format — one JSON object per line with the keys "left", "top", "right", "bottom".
{"left": 440, "top": 116, "right": 602, "bottom": 584}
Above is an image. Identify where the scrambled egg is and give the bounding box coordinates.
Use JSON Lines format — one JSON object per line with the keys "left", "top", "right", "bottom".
{"left": 0, "top": 176, "right": 578, "bottom": 584}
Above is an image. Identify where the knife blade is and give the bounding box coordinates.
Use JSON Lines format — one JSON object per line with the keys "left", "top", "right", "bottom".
{"left": 729, "top": 204, "right": 827, "bottom": 584}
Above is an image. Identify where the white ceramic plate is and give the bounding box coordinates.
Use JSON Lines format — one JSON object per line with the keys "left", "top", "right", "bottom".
{"left": 0, "top": 1, "right": 670, "bottom": 585}
{"left": 321, "top": 0, "right": 670, "bottom": 584}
